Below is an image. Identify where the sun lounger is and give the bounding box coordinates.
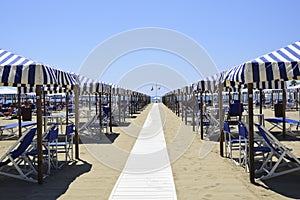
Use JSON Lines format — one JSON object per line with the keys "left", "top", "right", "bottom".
{"left": 27, "top": 125, "right": 59, "bottom": 174}
{"left": 49, "top": 123, "right": 74, "bottom": 166}
{"left": 0, "top": 121, "right": 37, "bottom": 139}
{"left": 264, "top": 117, "right": 300, "bottom": 134}
{"left": 254, "top": 124, "right": 300, "bottom": 180}
{"left": 0, "top": 128, "right": 37, "bottom": 182}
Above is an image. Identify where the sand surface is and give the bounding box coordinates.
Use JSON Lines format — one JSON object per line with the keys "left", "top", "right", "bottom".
{"left": 0, "top": 103, "right": 299, "bottom": 199}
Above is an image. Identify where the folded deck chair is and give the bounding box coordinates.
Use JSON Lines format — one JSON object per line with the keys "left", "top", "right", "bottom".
{"left": 79, "top": 114, "right": 98, "bottom": 132}
{"left": 27, "top": 125, "right": 58, "bottom": 174}
{"left": 223, "top": 121, "right": 245, "bottom": 161}
{"left": 254, "top": 124, "right": 300, "bottom": 180}
{"left": 0, "top": 128, "right": 37, "bottom": 182}
{"left": 49, "top": 123, "right": 74, "bottom": 166}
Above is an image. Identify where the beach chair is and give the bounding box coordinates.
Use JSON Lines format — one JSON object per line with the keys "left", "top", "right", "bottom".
{"left": 226, "top": 101, "right": 243, "bottom": 124}
{"left": 79, "top": 114, "right": 98, "bottom": 133}
{"left": 254, "top": 124, "right": 300, "bottom": 180}
{"left": 264, "top": 117, "right": 300, "bottom": 135}
{"left": 50, "top": 123, "right": 74, "bottom": 166}
{"left": 224, "top": 121, "right": 247, "bottom": 162}
{"left": 0, "top": 128, "right": 37, "bottom": 182}
{"left": 27, "top": 125, "right": 59, "bottom": 174}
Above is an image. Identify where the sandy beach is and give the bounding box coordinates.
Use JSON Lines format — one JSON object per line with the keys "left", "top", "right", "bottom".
{"left": 0, "top": 103, "right": 299, "bottom": 199}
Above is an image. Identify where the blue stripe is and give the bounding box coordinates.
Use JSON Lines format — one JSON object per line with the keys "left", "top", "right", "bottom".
{"left": 0, "top": 50, "right": 8, "bottom": 58}
{"left": 14, "top": 65, "right": 22, "bottom": 84}
{"left": 292, "top": 62, "right": 300, "bottom": 77}
{"left": 268, "top": 53, "right": 282, "bottom": 62}
{"left": 278, "top": 62, "right": 287, "bottom": 79}
{"left": 9, "top": 56, "right": 22, "bottom": 65}
{"left": 277, "top": 49, "right": 294, "bottom": 62}
{"left": 0, "top": 53, "right": 14, "bottom": 65}
{"left": 288, "top": 44, "right": 300, "bottom": 59}
{"left": 252, "top": 62, "right": 260, "bottom": 82}
{"left": 28, "top": 65, "right": 36, "bottom": 85}
{"left": 265, "top": 62, "right": 274, "bottom": 81}
{"left": 2, "top": 66, "right": 10, "bottom": 83}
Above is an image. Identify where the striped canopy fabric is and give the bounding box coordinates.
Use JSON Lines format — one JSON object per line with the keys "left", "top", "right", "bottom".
{"left": 78, "top": 75, "right": 102, "bottom": 95}
{"left": 197, "top": 72, "right": 225, "bottom": 93}
{"left": 18, "top": 85, "right": 74, "bottom": 94}
{"left": 0, "top": 49, "right": 78, "bottom": 87}
{"left": 225, "top": 80, "right": 286, "bottom": 92}
{"left": 224, "top": 41, "right": 300, "bottom": 84}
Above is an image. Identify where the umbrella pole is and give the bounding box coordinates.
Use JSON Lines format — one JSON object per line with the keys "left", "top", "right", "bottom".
{"left": 36, "top": 85, "right": 43, "bottom": 184}
{"left": 248, "top": 83, "right": 255, "bottom": 184}
{"left": 99, "top": 92, "right": 103, "bottom": 139}
{"left": 17, "top": 88, "right": 22, "bottom": 138}
{"left": 282, "top": 89, "right": 286, "bottom": 138}
{"left": 259, "top": 89, "right": 263, "bottom": 125}
{"left": 218, "top": 83, "right": 224, "bottom": 157}
{"left": 200, "top": 91, "right": 204, "bottom": 140}
{"left": 74, "top": 85, "right": 80, "bottom": 159}
{"left": 109, "top": 89, "right": 113, "bottom": 133}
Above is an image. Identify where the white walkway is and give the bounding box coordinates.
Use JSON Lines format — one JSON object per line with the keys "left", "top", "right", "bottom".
{"left": 109, "top": 104, "right": 177, "bottom": 200}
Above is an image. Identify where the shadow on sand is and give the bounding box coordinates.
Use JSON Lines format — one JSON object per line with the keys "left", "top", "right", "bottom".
{"left": 261, "top": 170, "right": 300, "bottom": 199}
{"left": 79, "top": 132, "right": 120, "bottom": 144}
{"left": 0, "top": 159, "right": 92, "bottom": 200}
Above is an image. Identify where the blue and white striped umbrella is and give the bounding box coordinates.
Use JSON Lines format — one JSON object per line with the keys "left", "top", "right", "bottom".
{"left": 0, "top": 49, "right": 78, "bottom": 87}
{"left": 224, "top": 41, "right": 300, "bottom": 84}
{"left": 78, "top": 75, "right": 102, "bottom": 95}
{"left": 197, "top": 72, "right": 225, "bottom": 93}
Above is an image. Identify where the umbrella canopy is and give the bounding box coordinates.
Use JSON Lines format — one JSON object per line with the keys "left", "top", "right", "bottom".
{"left": 0, "top": 49, "right": 78, "bottom": 86}
{"left": 224, "top": 41, "right": 300, "bottom": 84}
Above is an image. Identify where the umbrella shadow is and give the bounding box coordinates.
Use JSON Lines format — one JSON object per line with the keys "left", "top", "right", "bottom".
{"left": 0, "top": 159, "right": 92, "bottom": 200}
{"left": 260, "top": 170, "right": 300, "bottom": 199}
{"left": 79, "top": 132, "right": 120, "bottom": 144}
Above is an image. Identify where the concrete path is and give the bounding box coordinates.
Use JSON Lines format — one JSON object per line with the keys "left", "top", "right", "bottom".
{"left": 109, "top": 104, "right": 177, "bottom": 200}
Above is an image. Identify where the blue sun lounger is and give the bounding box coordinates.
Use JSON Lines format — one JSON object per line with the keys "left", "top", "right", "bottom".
{"left": 0, "top": 128, "right": 37, "bottom": 182}
{"left": 264, "top": 117, "right": 300, "bottom": 134}
{"left": 254, "top": 124, "right": 300, "bottom": 180}
{"left": 0, "top": 121, "right": 37, "bottom": 139}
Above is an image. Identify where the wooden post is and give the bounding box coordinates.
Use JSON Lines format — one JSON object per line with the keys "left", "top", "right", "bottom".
{"left": 65, "top": 92, "right": 69, "bottom": 125}
{"left": 181, "top": 92, "right": 184, "bottom": 121}
{"left": 43, "top": 91, "right": 47, "bottom": 132}
{"left": 109, "top": 89, "right": 113, "bottom": 133}
{"left": 282, "top": 89, "right": 286, "bottom": 138}
{"left": 248, "top": 83, "right": 255, "bottom": 184}
{"left": 259, "top": 89, "right": 263, "bottom": 125}
{"left": 99, "top": 92, "right": 103, "bottom": 138}
{"left": 192, "top": 92, "right": 195, "bottom": 132}
{"left": 123, "top": 94, "right": 126, "bottom": 121}
{"left": 17, "top": 88, "right": 22, "bottom": 138}
{"left": 218, "top": 83, "right": 224, "bottom": 157}
{"left": 118, "top": 94, "right": 121, "bottom": 123}
{"left": 95, "top": 93, "right": 98, "bottom": 115}
{"left": 74, "top": 85, "right": 80, "bottom": 159}
{"left": 185, "top": 94, "right": 188, "bottom": 125}
{"left": 36, "top": 85, "right": 43, "bottom": 184}
{"left": 200, "top": 92, "right": 204, "bottom": 140}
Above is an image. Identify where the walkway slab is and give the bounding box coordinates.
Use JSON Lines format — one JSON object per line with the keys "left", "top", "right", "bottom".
{"left": 109, "top": 104, "right": 177, "bottom": 200}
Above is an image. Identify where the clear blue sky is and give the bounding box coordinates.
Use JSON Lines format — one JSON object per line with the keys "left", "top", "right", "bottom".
{"left": 1, "top": 1, "right": 299, "bottom": 94}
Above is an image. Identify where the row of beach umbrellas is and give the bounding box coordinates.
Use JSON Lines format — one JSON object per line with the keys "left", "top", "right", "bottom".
{"left": 163, "top": 40, "right": 300, "bottom": 183}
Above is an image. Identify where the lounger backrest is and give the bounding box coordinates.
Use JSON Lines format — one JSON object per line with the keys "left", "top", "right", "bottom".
{"left": 47, "top": 126, "right": 59, "bottom": 142}
{"left": 238, "top": 124, "right": 248, "bottom": 138}
{"left": 223, "top": 121, "right": 230, "bottom": 133}
{"left": 11, "top": 128, "right": 36, "bottom": 159}
{"left": 255, "top": 124, "right": 277, "bottom": 152}
{"left": 255, "top": 124, "right": 298, "bottom": 162}
{"left": 65, "top": 124, "right": 74, "bottom": 136}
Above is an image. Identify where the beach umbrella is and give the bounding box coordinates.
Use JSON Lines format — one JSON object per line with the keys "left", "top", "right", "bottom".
{"left": 0, "top": 49, "right": 78, "bottom": 184}
{"left": 223, "top": 41, "right": 300, "bottom": 184}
